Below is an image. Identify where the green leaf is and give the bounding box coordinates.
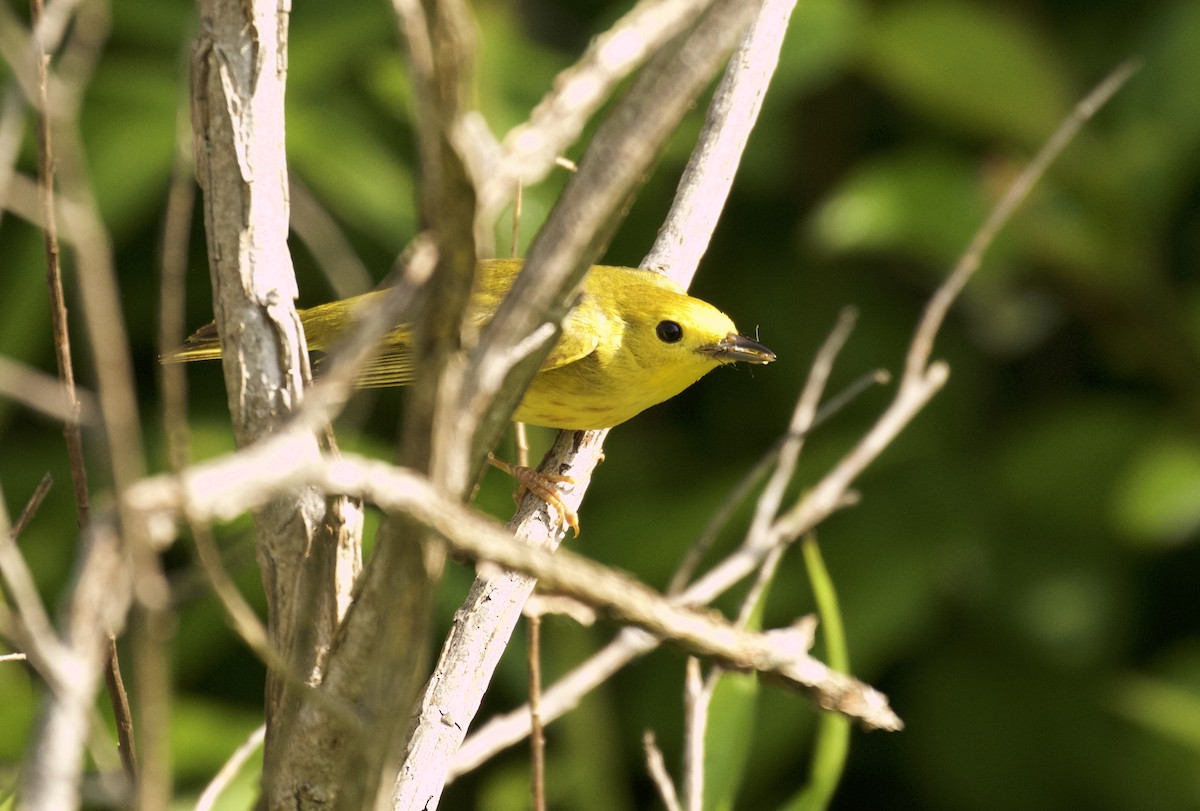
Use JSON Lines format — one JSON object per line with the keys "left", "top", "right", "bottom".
{"left": 288, "top": 100, "right": 417, "bottom": 251}
{"left": 809, "top": 148, "right": 990, "bottom": 265}
{"left": 170, "top": 697, "right": 262, "bottom": 785}
{"left": 703, "top": 671, "right": 760, "bottom": 811}
{"left": 778, "top": 538, "right": 851, "bottom": 811}
{"left": 1113, "top": 439, "right": 1200, "bottom": 548}
{"left": 864, "top": 2, "right": 1070, "bottom": 144}
{"left": 1109, "top": 674, "right": 1200, "bottom": 755}
{"left": 81, "top": 59, "right": 178, "bottom": 237}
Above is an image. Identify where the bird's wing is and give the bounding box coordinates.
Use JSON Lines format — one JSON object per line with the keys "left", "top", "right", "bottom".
{"left": 312, "top": 326, "right": 416, "bottom": 388}
{"left": 352, "top": 350, "right": 415, "bottom": 387}
{"left": 538, "top": 296, "right": 602, "bottom": 371}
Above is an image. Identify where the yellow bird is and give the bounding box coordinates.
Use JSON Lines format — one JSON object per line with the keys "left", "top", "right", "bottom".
{"left": 169, "top": 258, "right": 776, "bottom": 431}
{"left": 169, "top": 259, "right": 775, "bottom": 533}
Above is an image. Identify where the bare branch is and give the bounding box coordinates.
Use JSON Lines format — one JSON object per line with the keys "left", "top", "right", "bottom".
{"left": 769, "top": 58, "right": 1143, "bottom": 548}
{"left": 0, "top": 355, "right": 99, "bottom": 427}
{"left": 643, "top": 0, "right": 800, "bottom": 284}
{"left": 122, "top": 440, "right": 902, "bottom": 732}
{"left": 643, "top": 730, "right": 683, "bottom": 811}
{"left": 682, "top": 658, "right": 708, "bottom": 811}
{"left": 477, "top": 0, "right": 718, "bottom": 223}
{"left": 191, "top": 2, "right": 364, "bottom": 806}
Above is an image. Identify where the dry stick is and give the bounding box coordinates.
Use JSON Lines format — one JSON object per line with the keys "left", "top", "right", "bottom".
{"left": 477, "top": 0, "right": 717, "bottom": 222}
{"left": 510, "top": 180, "right": 548, "bottom": 811}
{"left": 28, "top": 0, "right": 137, "bottom": 784}
{"left": 643, "top": 0, "right": 799, "bottom": 284}
{"left": 122, "top": 442, "right": 898, "bottom": 732}
{"left": 0, "top": 87, "right": 26, "bottom": 228}
{"left": 333, "top": 1, "right": 483, "bottom": 801}
{"left": 528, "top": 614, "right": 547, "bottom": 811}
{"left": 643, "top": 731, "right": 683, "bottom": 811}
{"left": 30, "top": 0, "right": 88, "bottom": 586}
{"left": 189, "top": 3, "right": 369, "bottom": 807}
{"left": 10, "top": 472, "right": 53, "bottom": 540}
{"left": 682, "top": 657, "right": 708, "bottom": 811}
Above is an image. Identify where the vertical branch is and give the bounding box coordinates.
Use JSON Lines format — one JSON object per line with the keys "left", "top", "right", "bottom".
{"left": 642, "top": 0, "right": 799, "bottom": 285}
{"left": 26, "top": 0, "right": 139, "bottom": 793}
{"left": 527, "top": 612, "right": 546, "bottom": 811}
{"left": 259, "top": 0, "right": 480, "bottom": 806}
{"left": 31, "top": 0, "right": 88, "bottom": 524}
{"left": 190, "top": 1, "right": 362, "bottom": 806}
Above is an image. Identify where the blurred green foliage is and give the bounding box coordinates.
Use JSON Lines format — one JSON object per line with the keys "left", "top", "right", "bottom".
{"left": 2, "top": 0, "right": 1199, "bottom": 808}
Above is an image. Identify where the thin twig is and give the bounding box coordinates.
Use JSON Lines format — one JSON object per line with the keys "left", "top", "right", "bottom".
{"left": 10, "top": 472, "right": 53, "bottom": 540}
{"left": 769, "top": 59, "right": 1143, "bottom": 547}
{"left": 194, "top": 724, "right": 266, "bottom": 811}
{"left": 30, "top": 0, "right": 89, "bottom": 537}
{"left": 528, "top": 615, "right": 546, "bottom": 811}
{"left": 643, "top": 0, "right": 800, "bottom": 285}
{"left": 643, "top": 730, "right": 683, "bottom": 811}
{"left": 27, "top": 0, "right": 139, "bottom": 786}
{"left": 478, "top": 0, "right": 717, "bottom": 223}
{"left": 682, "top": 657, "right": 708, "bottom": 811}
{"left": 0, "top": 356, "right": 99, "bottom": 424}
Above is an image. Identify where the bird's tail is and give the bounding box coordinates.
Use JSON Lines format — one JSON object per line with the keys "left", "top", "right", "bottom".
{"left": 161, "top": 323, "right": 222, "bottom": 363}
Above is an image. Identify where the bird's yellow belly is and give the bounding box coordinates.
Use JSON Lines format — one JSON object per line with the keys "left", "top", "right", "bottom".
{"left": 512, "top": 357, "right": 708, "bottom": 430}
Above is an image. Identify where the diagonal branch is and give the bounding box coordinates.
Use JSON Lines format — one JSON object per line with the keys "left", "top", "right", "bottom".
{"left": 120, "top": 440, "right": 902, "bottom": 733}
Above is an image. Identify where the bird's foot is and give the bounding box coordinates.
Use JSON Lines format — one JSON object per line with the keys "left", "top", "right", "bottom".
{"left": 488, "top": 453, "right": 579, "bottom": 537}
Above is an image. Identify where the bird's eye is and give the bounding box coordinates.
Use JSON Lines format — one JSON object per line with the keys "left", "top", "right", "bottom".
{"left": 656, "top": 320, "right": 683, "bottom": 344}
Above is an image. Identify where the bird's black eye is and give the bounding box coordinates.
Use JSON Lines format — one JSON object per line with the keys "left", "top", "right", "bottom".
{"left": 656, "top": 320, "right": 683, "bottom": 344}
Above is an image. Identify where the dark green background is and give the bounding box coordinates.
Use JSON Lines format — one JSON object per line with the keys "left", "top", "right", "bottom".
{"left": 2, "top": 0, "right": 1198, "bottom": 808}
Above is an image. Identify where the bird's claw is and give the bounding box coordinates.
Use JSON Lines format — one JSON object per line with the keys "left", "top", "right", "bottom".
{"left": 488, "top": 454, "right": 580, "bottom": 537}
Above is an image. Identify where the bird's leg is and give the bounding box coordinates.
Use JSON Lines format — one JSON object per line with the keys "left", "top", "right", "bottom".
{"left": 487, "top": 453, "right": 579, "bottom": 537}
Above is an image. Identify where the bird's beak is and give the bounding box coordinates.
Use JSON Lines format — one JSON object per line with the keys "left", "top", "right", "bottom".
{"left": 704, "top": 333, "right": 776, "bottom": 365}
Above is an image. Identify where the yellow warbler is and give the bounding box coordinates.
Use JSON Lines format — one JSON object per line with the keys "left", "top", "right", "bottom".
{"left": 169, "top": 258, "right": 775, "bottom": 430}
